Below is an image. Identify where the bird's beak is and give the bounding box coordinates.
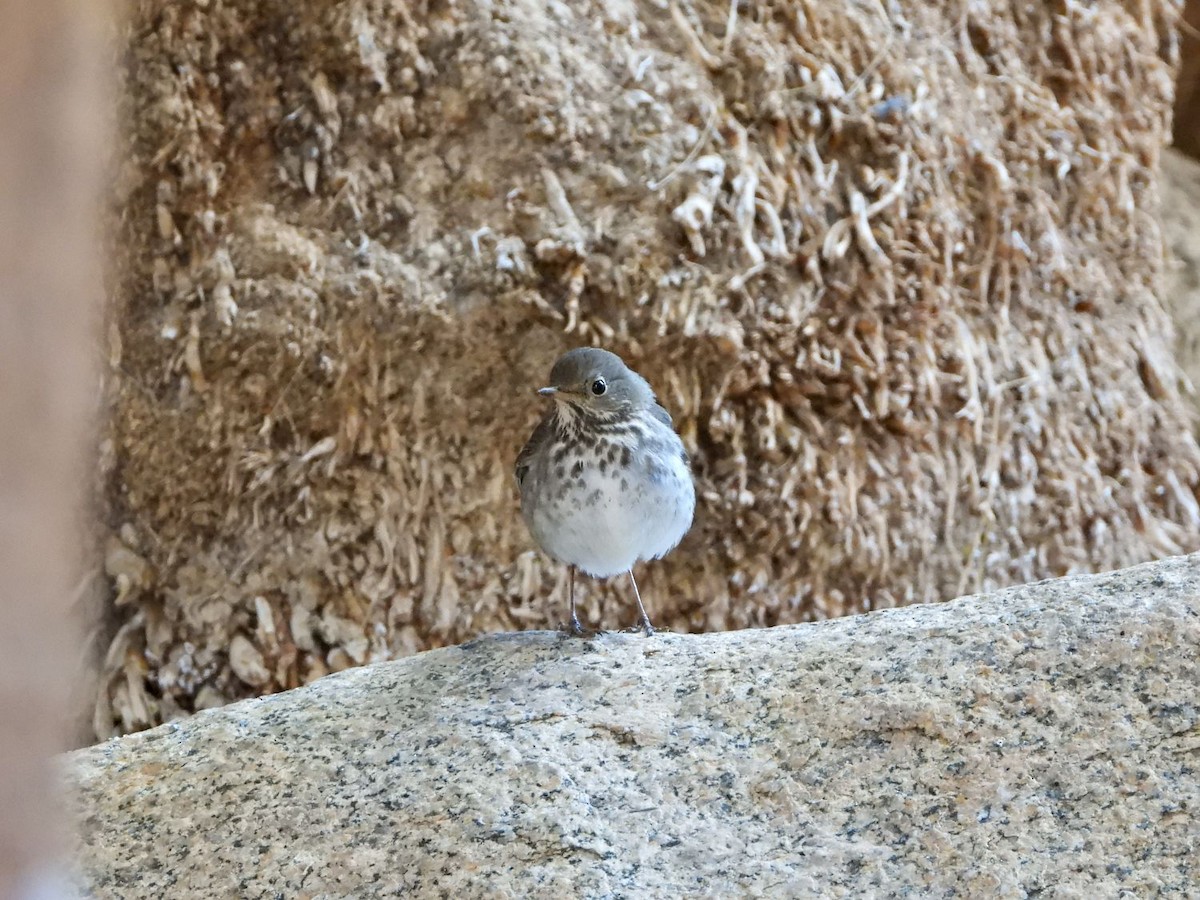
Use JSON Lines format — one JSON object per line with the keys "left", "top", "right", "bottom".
{"left": 537, "top": 386, "right": 558, "bottom": 398}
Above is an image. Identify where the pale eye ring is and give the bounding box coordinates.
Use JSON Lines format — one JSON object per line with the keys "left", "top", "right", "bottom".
{"left": 591, "top": 378, "right": 607, "bottom": 396}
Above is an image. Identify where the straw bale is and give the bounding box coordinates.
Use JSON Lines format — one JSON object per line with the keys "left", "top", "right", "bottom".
{"left": 1161, "top": 148, "right": 1200, "bottom": 414}
{"left": 100, "top": 0, "right": 1200, "bottom": 736}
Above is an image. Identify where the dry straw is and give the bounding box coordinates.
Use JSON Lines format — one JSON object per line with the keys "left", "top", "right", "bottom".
{"left": 97, "top": 0, "right": 1199, "bottom": 736}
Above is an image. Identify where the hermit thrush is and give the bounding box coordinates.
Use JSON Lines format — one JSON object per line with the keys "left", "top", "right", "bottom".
{"left": 515, "top": 348, "right": 695, "bottom": 635}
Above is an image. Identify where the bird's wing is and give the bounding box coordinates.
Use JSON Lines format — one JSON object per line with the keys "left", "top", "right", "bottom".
{"left": 651, "top": 402, "right": 691, "bottom": 465}
{"left": 515, "top": 413, "right": 556, "bottom": 486}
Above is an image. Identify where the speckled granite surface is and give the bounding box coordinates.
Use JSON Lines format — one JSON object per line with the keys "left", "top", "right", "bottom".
{"left": 68, "top": 556, "right": 1200, "bottom": 898}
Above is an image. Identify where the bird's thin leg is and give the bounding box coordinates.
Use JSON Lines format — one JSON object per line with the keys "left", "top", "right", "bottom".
{"left": 568, "top": 565, "right": 587, "bottom": 636}
{"left": 629, "top": 569, "right": 655, "bottom": 635}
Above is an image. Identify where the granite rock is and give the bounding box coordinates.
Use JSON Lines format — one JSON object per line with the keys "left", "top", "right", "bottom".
{"left": 68, "top": 556, "right": 1200, "bottom": 897}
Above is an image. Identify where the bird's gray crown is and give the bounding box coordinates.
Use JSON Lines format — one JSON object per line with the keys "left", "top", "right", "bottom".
{"left": 541, "top": 347, "right": 655, "bottom": 415}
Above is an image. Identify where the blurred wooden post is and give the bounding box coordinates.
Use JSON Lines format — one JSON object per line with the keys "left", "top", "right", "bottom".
{"left": 1175, "top": 0, "right": 1200, "bottom": 159}
{"left": 0, "top": 0, "right": 110, "bottom": 896}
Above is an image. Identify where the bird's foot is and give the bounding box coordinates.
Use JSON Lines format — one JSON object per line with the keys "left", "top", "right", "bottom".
{"left": 562, "top": 614, "right": 592, "bottom": 638}
{"left": 623, "top": 618, "right": 655, "bottom": 636}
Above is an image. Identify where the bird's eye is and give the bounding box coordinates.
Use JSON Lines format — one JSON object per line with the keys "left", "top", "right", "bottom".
{"left": 591, "top": 378, "right": 607, "bottom": 396}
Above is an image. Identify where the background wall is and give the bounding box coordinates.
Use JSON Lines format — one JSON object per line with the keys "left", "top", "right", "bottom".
{"left": 1172, "top": 0, "right": 1200, "bottom": 159}
{"left": 94, "top": 0, "right": 1200, "bottom": 737}
{"left": 0, "top": 0, "right": 110, "bottom": 893}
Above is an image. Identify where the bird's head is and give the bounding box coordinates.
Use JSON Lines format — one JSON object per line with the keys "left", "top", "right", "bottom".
{"left": 537, "top": 347, "right": 655, "bottom": 416}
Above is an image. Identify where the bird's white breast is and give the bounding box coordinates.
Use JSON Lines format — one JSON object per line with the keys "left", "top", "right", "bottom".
{"left": 521, "top": 419, "right": 695, "bottom": 579}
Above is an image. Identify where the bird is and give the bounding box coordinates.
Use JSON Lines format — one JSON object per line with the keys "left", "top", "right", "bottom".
{"left": 515, "top": 347, "right": 695, "bottom": 635}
